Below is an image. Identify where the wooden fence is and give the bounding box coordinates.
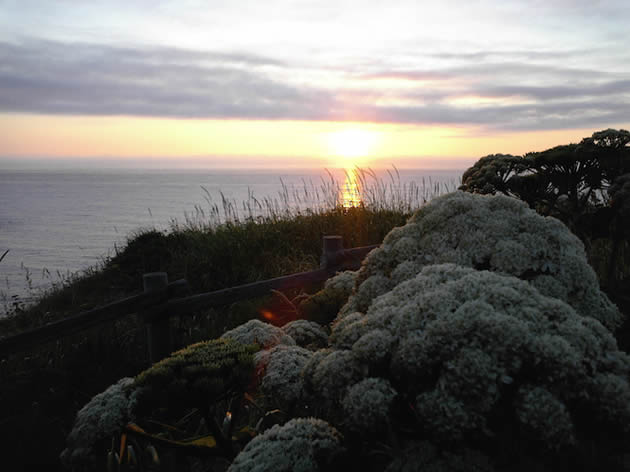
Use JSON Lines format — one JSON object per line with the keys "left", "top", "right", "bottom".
{"left": 0, "top": 236, "right": 377, "bottom": 362}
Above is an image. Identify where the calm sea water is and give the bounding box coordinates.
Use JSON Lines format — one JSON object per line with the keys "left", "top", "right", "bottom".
{"left": 0, "top": 167, "right": 462, "bottom": 312}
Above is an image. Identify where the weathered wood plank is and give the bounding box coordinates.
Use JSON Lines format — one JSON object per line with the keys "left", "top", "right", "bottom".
{"left": 0, "top": 279, "right": 189, "bottom": 357}
{"left": 149, "top": 268, "right": 334, "bottom": 319}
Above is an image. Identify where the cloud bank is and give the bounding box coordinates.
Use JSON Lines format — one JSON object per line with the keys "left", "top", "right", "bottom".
{"left": 1, "top": 37, "right": 628, "bottom": 131}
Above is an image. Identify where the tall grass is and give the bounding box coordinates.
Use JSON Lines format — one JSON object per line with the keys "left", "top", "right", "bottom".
{"left": 174, "top": 167, "right": 460, "bottom": 231}
{"left": 0, "top": 168, "right": 458, "bottom": 328}
{"left": 1, "top": 167, "right": 458, "bottom": 315}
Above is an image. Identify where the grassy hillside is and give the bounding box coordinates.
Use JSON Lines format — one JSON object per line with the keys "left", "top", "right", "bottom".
{"left": 0, "top": 203, "right": 413, "bottom": 469}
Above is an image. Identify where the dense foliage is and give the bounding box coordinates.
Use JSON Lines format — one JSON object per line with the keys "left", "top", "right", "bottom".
{"left": 460, "top": 129, "right": 630, "bottom": 297}
{"left": 64, "top": 191, "right": 630, "bottom": 471}
{"left": 1, "top": 201, "right": 412, "bottom": 470}
{"left": 344, "top": 191, "right": 620, "bottom": 330}
{"left": 61, "top": 338, "right": 258, "bottom": 468}
{"left": 460, "top": 129, "right": 630, "bottom": 240}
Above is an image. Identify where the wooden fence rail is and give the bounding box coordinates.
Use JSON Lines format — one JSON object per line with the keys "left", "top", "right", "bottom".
{"left": 0, "top": 279, "right": 189, "bottom": 357}
{"left": 0, "top": 236, "right": 377, "bottom": 361}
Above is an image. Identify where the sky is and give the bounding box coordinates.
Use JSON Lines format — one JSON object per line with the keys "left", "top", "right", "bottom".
{"left": 0, "top": 0, "right": 629, "bottom": 169}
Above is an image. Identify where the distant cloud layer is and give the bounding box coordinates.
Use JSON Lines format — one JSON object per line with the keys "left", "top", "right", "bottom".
{"left": 1, "top": 36, "right": 629, "bottom": 131}
{"left": 0, "top": 39, "right": 331, "bottom": 119}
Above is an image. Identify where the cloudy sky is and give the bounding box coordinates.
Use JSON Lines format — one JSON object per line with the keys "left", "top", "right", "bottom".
{"left": 1, "top": 0, "right": 629, "bottom": 168}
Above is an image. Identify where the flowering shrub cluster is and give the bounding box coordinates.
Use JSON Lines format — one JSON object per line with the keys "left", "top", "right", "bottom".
{"left": 132, "top": 338, "right": 257, "bottom": 418}
{"left": 62, "top": 339, "right": 257, "bottom": 468}
{"left": 64, "top": 192, "right": 629, "bottom": 471}
{"left": 281, "top": 319, "right": 328, "bottom": 350}
{"left": 254, "top": 344, "right": 313, "bottom": 410}
{"left": 60, "top": 378, "right": 135, "bottom": 467}
{"left": 343, "top": 191, "right": 621, "bottom": 330}
{"left": 221, "top": 318, "right": 295, "bottom": 348}
{"left": 385, "top": 441, "right": 495, "bottom": 472}
{"left": 309, "top": 264, "right": 630, "bottom": 447}
{"left": 227, "top": 418, "right": 343, "bottom": 472}
{"left": 341, "top": 377, "right": 396, "bottom": 432}
{"left": 228, "top": 318, "right": 327, "bottom": 411}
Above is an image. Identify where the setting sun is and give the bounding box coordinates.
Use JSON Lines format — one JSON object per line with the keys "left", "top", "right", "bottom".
{"left": 326, "top": 128, "right": 379, "bottom": 164}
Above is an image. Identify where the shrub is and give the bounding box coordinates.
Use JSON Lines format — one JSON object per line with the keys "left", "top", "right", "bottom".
{"left": 62, "top": 339, "right": 258, "bottom": 468}
{"left": 60, "top": 378, "right": 135, "bottom": 467}
{"left": 62, "top": 188, "right": 630, "bottom": 471}
{"left": 297, "top": 270, "right": 357, "bottom": 324}
{"left": 132, "top": 338, "right": 257, "bottom": 418}
{"left": 221, "top": 319, "right": 295, "bottom": 349}
{"left": 227, "top": 418, "right": 343, "bottom": 472}
{"left": 254, "top": 344, "right": 313, "bottom": 410}
{"left": 341, "top": 377, "right": 396, "bottom": 433}
{"left": 460, "top": 129, "right": 630, "bottom": 233}
{"left": 306, "top": 264, "right": 630, "bottom": 451}
{"left": 459, "top": 153, "right": 526, "bottom": 197}
{"left": 385, "top": 441, "right": 495, "bottom": 472}
{"left": 344, "top": 191, "right": 621, "bottom": 330}
{"left": 281, "top": 319, "right": 328, "bottom": 350}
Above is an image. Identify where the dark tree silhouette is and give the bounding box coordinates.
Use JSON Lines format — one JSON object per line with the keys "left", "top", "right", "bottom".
{"left": 607, "top": 173, "right": 630, "bottom": 289}
{"left": 461, "top": 129, "right": 630, "bottom": 240}
{"left": 460, "top": 154, "right": 526, "bottom": 197}
{"left": 580, "top": 128, "right": 630, "bottom": 186}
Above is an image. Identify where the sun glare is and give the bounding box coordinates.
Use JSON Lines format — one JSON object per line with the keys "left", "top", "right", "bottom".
{"left": 327, "top": 128, "right": 378, "bottom": 165}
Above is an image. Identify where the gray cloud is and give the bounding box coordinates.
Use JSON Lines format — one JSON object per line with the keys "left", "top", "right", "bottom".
{"left": 1, "top": 38, "right": 628, "bottom": 131}
{"left": 366, "top": 100, "right": 630, "bottom": 131}
{"left": 361, "top": 61, "right": 620, "bottom": 82}
{"left": 0, "top": 39, "right": 329, "bottom": 119}
{"left": 481, "top": 80, "right": 630, "bottom": 101}
{"left": 423, "top": 48, "right": 600, "bottom": 62}
{"left": 347, "top": 56, "right": 630, "bottom": 129}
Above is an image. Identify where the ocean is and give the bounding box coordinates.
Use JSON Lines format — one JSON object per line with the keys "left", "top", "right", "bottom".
{"left": 0, "top": 167, "right": 462, "bottom": 312}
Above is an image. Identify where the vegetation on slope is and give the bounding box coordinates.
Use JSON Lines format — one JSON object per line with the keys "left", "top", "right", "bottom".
{"left": 64, "top": 191, "right": 630, "bottom": 472}
{"left": 0, "top": 199, "right": 415, "bottom": 469}
{"left": 1, "top": 129, "right": 629, "bottom": 469}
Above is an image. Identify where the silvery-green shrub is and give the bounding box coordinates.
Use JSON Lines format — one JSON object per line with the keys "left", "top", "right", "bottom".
{"left": 343, "top": 191, "right": 621, "bottom": 330}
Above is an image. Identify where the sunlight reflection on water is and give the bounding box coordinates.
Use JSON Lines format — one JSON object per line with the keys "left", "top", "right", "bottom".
{"left": 341, "top": 169, "right": 362, "bottom": 208}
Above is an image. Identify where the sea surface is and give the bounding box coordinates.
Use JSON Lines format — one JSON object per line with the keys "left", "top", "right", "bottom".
{"left": 0, "top": 167, "right": 462, "bottom": 313}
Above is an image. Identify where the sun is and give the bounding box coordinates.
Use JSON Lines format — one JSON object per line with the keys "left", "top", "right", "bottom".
{"left": 326, "top": 128, "right": 378, "bottom": 165}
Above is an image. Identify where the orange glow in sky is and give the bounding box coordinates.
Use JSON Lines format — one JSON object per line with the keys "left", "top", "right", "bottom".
{"left": 1, "top": 113, "right": 627, "bottom": 170}
{"left": 1, "top": 2, "right": 628, "bottom": 171}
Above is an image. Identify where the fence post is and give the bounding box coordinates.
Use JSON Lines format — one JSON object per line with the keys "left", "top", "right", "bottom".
{"left": 143, "top": 272, "right": 170, "bottom": 364}
{"left": 321, "top": 235, "right": 344, "bottom": 269}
